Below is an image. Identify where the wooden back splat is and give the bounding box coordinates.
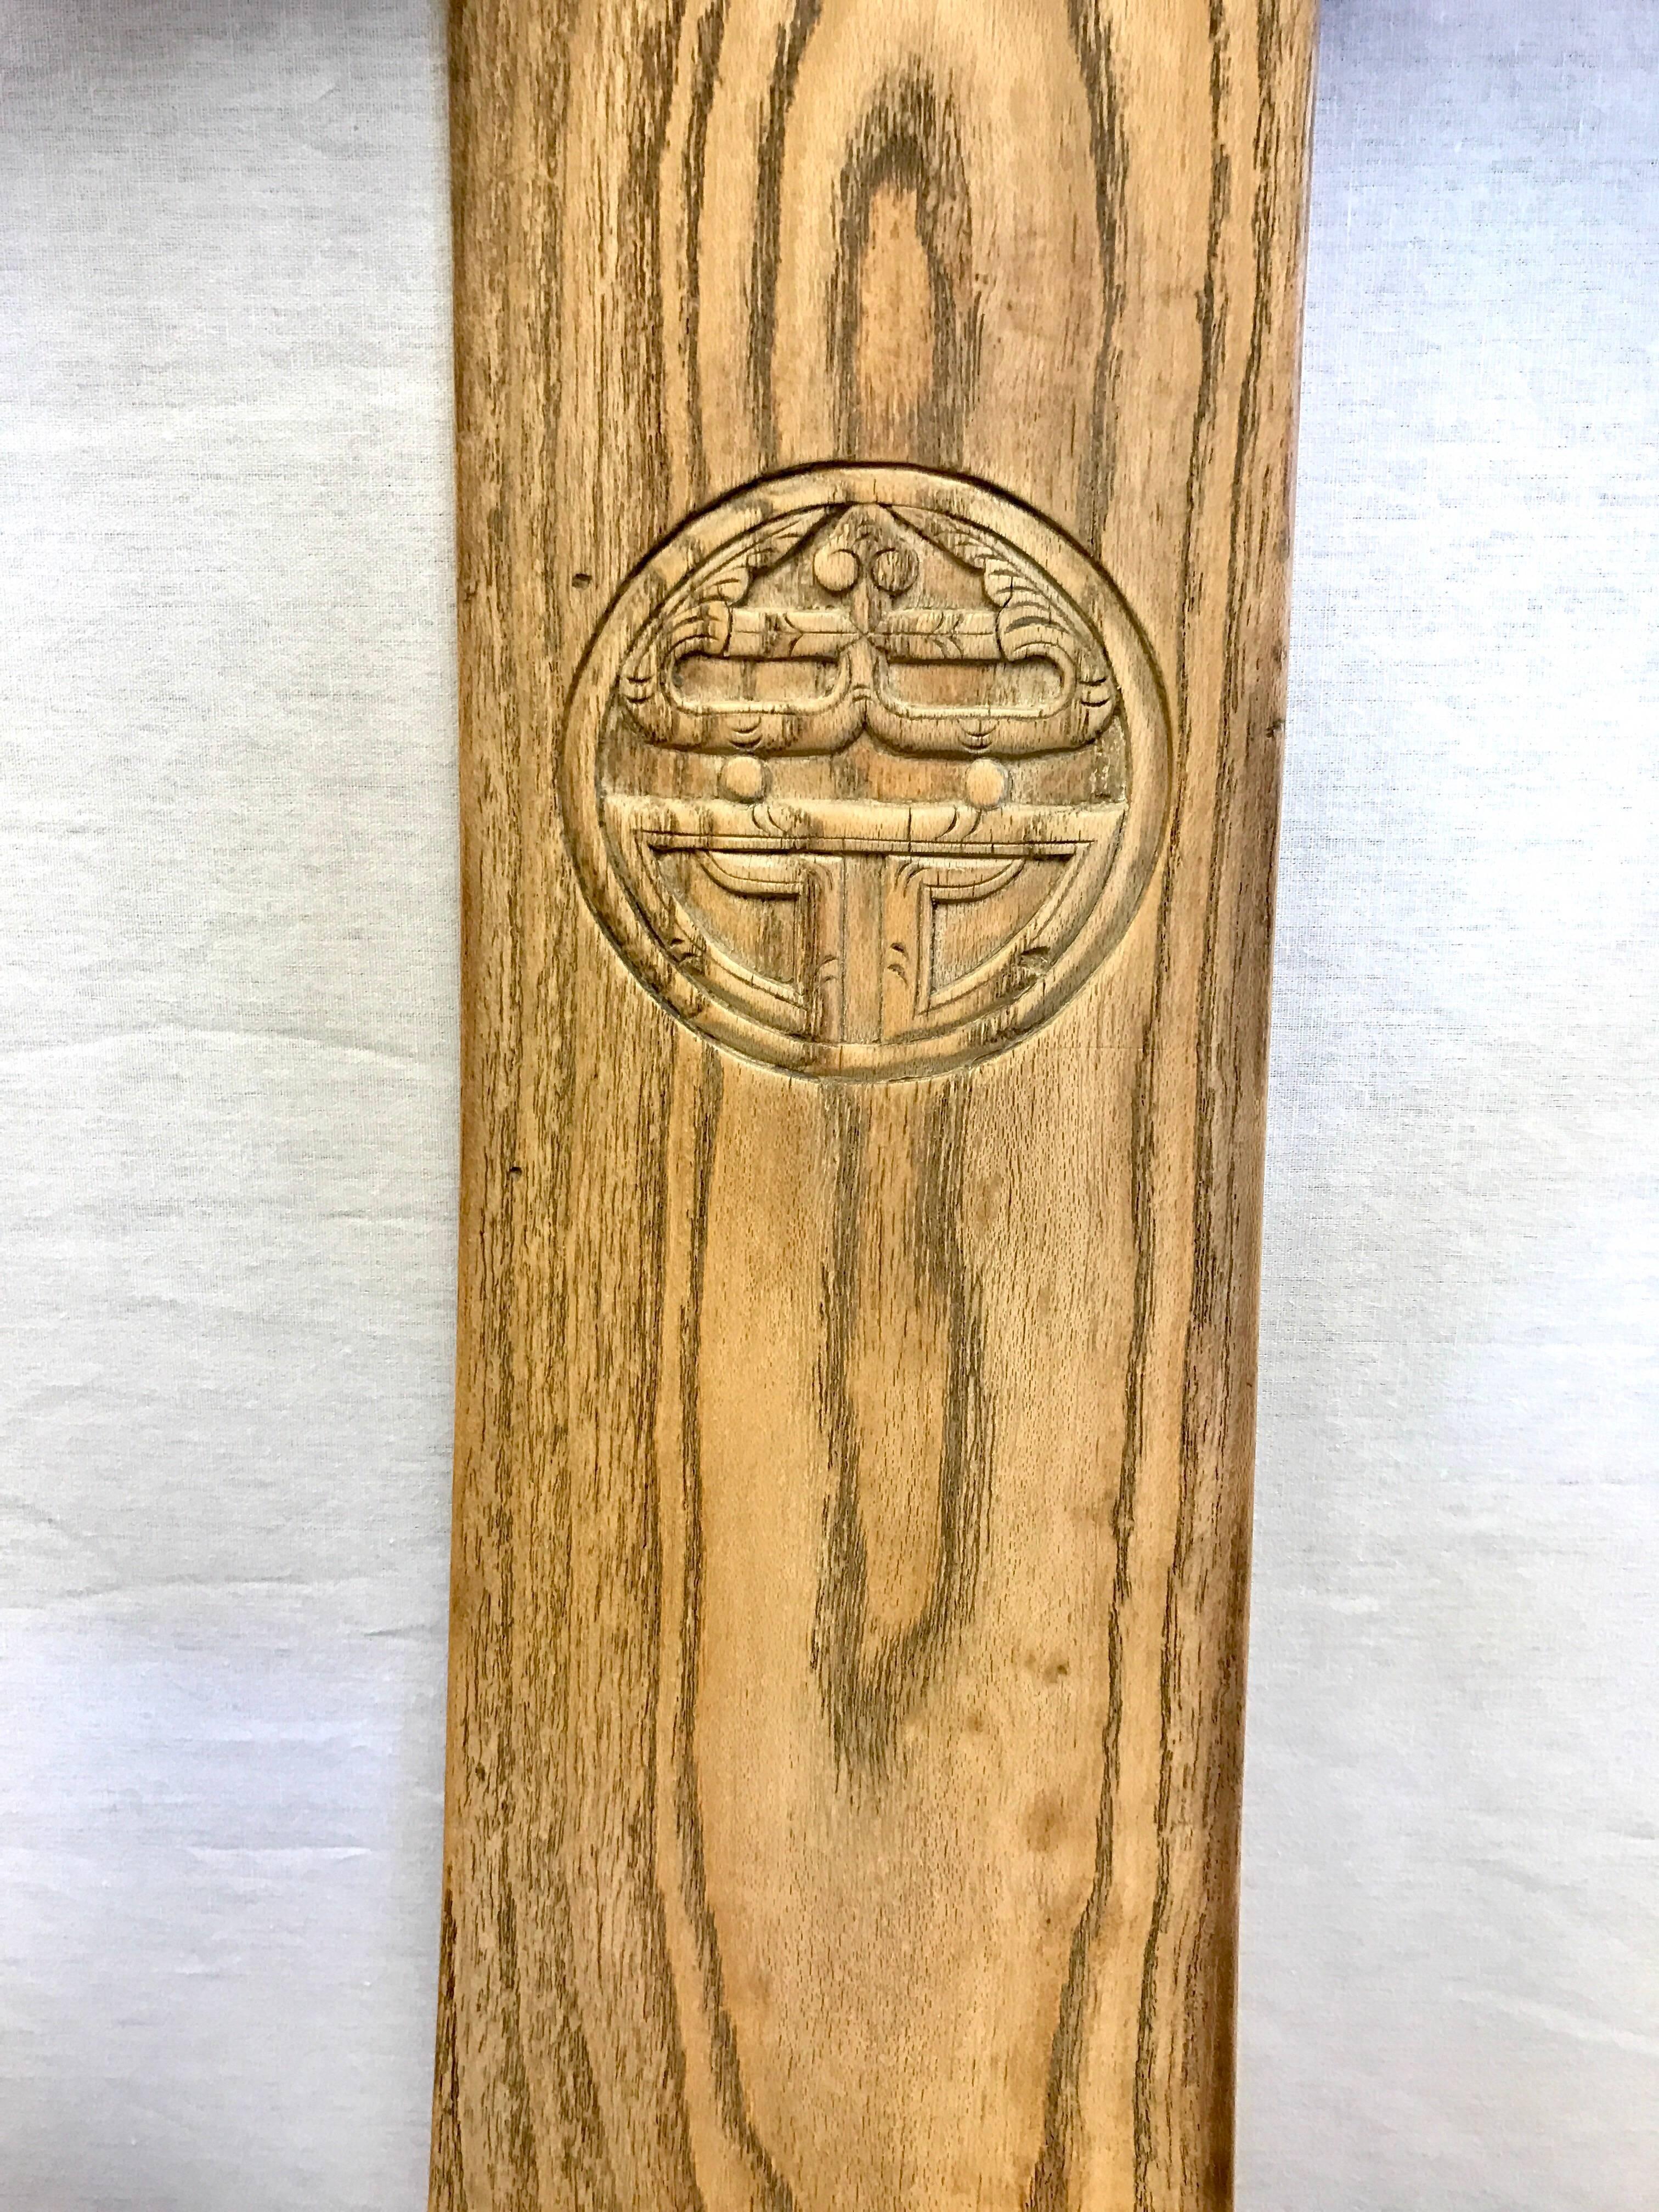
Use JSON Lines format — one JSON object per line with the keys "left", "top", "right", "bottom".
{"left": 436, "top": 4, "right": 1318, "bottom": 2208}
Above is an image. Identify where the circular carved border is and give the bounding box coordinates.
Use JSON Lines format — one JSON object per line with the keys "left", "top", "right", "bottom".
{"left": 559, "top": 466, "right": 1171, "bottom": 1080}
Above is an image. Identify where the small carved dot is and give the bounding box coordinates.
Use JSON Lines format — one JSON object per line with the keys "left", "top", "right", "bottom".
{"left": 813, "top": 544, "right": 861, "bottom": 595}
{"left": 572, "top": 571, "right": 593, "bottom": 589}
{"left": 719, "top": 754, "right": 768, "bottom": 802}
{"left": 964, "top": 758, "right": 1007, "bottom": 809}
{"left": 870, "top": 545, "right": 917, "bottom": 596}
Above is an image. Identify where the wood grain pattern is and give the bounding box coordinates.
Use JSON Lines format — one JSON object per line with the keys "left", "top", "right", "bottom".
{"left": 433, "top": 4, "right": 1319, "bottom": 2209}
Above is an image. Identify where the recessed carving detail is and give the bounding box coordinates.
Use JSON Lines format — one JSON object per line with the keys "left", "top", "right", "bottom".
{"left": 561, "top": 468, "right": 1170, "bottom": 1077}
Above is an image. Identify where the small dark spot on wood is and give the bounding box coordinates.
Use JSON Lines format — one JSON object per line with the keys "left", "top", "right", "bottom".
{"left": 1024, "top": 1792, "right": 1069, "bottom": 1855}
{"left": 572, "top": 571, "right": 594, "bottom": 589}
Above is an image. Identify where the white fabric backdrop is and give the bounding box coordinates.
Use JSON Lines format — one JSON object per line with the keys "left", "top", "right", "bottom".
{"left": 2, "top": 7, "right": 458, "bottom": 2206}
{"left": 2, "top": 3, "right": 1654, "bottom": 2207}
{"left": 1242, "top": 6, "right": 1659, "bottom": 2206}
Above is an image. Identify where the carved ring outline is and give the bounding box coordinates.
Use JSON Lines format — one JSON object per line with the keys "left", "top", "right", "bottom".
{"left": 559, "top": 467, "right": 1171, "bottom": 1080}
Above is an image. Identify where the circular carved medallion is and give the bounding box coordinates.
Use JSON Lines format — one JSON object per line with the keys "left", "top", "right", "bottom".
{"left": 560, "top": 467, "right": 1171, "bottom": 1079}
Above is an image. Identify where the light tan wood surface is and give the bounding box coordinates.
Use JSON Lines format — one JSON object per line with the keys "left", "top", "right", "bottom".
{"left": 433, "top": 4, "right": 1318, "bottom": 2208}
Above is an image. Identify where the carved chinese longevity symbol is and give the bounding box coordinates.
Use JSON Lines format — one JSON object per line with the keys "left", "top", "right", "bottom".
{"left": 560, "top": 467, "right": 1170, "bottom": 1077}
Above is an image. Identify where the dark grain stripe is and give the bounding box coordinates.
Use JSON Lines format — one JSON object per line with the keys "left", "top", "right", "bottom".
{"left": 437, "top": 2, "right": 591, "bottom": 2199}
{"left": 679, "top": 0, "right": 730, "bottom": 504}
{"left": 668, "top": 1051, "right": 797, "bottom": 2211}
{"left": 1065, "top": 2, "right": 1129, "bottom": 543}
{"left": 829, "top": 69, "right": 981, "bottom": 465}
{"left": 619, "top": 1017, "right": 709, "bottom": 2212}
{"left": 750, "top": 0, "right": 826, "bottom": 466}
{"left": 1025, "top": 998, "right": 1162, "bottom": 2212}
{"left": 523, "top": 1882, "right": 625, "bottom": 2212}
{"left": 811, "top": 1085, "right": 992, "bottom": 1781}
{"left": 430, "top": 1890, "right": 464, "bottom": 2203}
{"left": 1131, "top": 58, "right": 1237, "bottom": 2212}
{"left": 620, "top": 1, "right": 690, "bottom": 537}
{"left": 1022, "top": 4, "right": 1241, "bottom": 2199}
{"left": 1138, "top": 2, "right": 1291, "bottom": 2198}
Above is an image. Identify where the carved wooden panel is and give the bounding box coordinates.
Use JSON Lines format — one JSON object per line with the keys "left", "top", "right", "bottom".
{"left": 436, "top": 4, "right": 1319, "bottom": 2209}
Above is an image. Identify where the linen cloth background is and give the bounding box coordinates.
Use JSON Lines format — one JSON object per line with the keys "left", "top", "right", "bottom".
{"left": 2, "top": 2, "right": 1655, "bottom": 2206}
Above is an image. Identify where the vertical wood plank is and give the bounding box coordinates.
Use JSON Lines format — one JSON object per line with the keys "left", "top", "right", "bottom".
{"left": 437, "top": 4, "right": 1319, "bottom": 2208}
